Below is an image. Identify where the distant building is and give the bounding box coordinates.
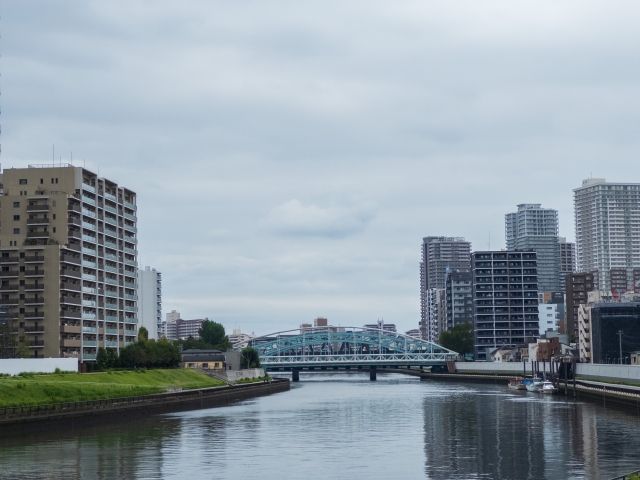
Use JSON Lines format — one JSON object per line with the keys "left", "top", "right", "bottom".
{"left": 314, "top": 317, "right": 328, "bottom": 327}
{"left": 505, "top": 203, "right": 561, "bottom": 293}
{"left": 424, "top": 288, "right": 446, "bottom": 343}
{"left": 472, "top": 251, "right": 539, "bottom": 360}
{"left": 445, "top": 271, "right": 473, "bottom": 331}
{"left": 419, "top": 237, "right": 471, "bottom": 339}
{"left": 229, "top": 329, "right": 254, "bottom": 350}
{"left": 559, "top": 237, "right": 576, "bottom": 282}
{"left": 538, "top": 292, "right": 564, "bottom": 336}
{"left": 405, "top": 328, "right": 421, "bottom": 338}
{"left": 364, "top": 319, "right": 397, "bottom": 333}
{"left": 565, "top": 272, "right": 595, "bottom": 342}
{"left": 137, "top": 266, "right": 161, "bottom": 340}
{"left": 161, "top": 310, "right": 181, "bottom": 339}
{"left": 574, "top": 178, "right": 640, "bottom": 293}
{"left": 175, "top": 318, "right": 206, "bottom": 340}
{"left": 586, "top": 302, "right": 640, "bottom": 363}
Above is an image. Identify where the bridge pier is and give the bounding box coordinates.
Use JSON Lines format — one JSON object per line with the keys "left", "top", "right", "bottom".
{"left": 369, "top": 366, "right": 377, "bottom": 381}
{"left": 292, "top": 369, "right": 300, "bottom": 382}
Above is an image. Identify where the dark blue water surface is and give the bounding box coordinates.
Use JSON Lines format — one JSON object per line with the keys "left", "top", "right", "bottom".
{"left": 1, "top": 373, "right": 639, "bottom": 479}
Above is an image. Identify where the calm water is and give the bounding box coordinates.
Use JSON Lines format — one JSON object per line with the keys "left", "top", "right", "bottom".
{"left": 1, "top": 373, "right": 640, "bottom": 479}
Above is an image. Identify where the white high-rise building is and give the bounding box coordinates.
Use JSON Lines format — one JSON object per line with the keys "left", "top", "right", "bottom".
{"left": 574, "top": 178, "right": 640, "bottom": 293}
{"left": 137, "top": 266, "right": 161, "bottom": 340}
{"left": 505, "top": 204, "right": 560, "bottom": 293}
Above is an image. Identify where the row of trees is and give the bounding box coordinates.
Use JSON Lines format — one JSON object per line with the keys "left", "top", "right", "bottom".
{"left": 95, "top": 321, "right": 260, "bottom": 370}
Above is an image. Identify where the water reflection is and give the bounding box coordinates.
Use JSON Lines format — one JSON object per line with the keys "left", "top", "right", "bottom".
{"left": 0, "top": 375, "right": 639, "bottom": 480}
{"left": 422, "top": 384, "right": 640, "bottom": 479}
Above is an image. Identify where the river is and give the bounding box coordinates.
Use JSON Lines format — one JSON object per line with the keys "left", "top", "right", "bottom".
{"left": 1, "top": 373, "right": 639, "bottom": 479}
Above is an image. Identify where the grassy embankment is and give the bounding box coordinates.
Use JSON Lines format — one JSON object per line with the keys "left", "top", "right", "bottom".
{"left": 0, "top": 369, "right": 225, "bottom": 408}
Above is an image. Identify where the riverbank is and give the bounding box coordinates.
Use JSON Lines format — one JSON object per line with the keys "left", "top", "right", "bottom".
{"left": 0, "top": 378, "right": 289, "bottom": 429}
{"left": 0, "top": 369, "right": 226, "bottom": 407}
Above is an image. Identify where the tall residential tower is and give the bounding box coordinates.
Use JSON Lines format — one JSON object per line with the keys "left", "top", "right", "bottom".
{"left": 0, "top": 165, "right": 138, "bottom": 362}
{"left": 419, "top": 237, "right": 471, "bottom": 339}
{"left": 505, "top": 203, "right": 560, "bottom": 293}
{"left": 574, "top": 178, "right": 640, "bottom": 293}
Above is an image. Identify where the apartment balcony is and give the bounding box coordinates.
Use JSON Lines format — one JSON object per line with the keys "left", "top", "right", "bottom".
{"left": 0, "top": 255, "right": 20, "bottom": 263}
{"left": 23, "top": 325, "right": 44, "bottom": 333}
{"left": 105, "top": 327, "right": 119, "bottom": 335}
{"left": 104, "top": 265, "right": 119, "bottom": 274}
{"left": 104, "top": 192, "right": 117, "bottom": 202}
{"left": 24, "top": 296, "right": 45, "bottom": 305}
{"left": 26, "top": 215, "right": 49, "bottom": 225}
{"left": 82, "top": 299, "right": 97, "bottom": 308}
{"left": 0, "top": 295, "right": 20, "bottom": 305}
{"left": 104, "top": 205, "right": 118, "bottom": 215}
{"left": 61, "top": 253, "right": 81, "bottom": 265}
{"left": 61, "top": 280, "right": 81, "bottom": 291}
{"left": 24, "top": 268, "right": 45, "bottom": 277}
{"left": 81, "top": 273, "right": 97, "bottom": 281}
{"left": 124, "top": 281, "right": 136, "bottom": 289}
{"left": 83, "top": 340, "right": 97, "bottom": 348}
{"left": 124, "top": 224, "right": 137, "bottom": 234}
{"left": 105, "top": 340, "right": 119, "bottom": 348}
{"left": 27, "top": 203, "right": 49, "bottom": 212}
{"left": 82, "top": 312, "right": 97, "bottom": 320}
{"left": 82, "top": 260, "right": 97, "bottom": 269}
{"left": 82, "top": 183, "right": 96, "bottom": 194}
{"left": 26, "top": 228, "right": 50, "bottom": 238}
{"left": 29, "top": 340, "right": 45, "bottom": 348}
{"left": 68, "top": 214, "right": 81, "bottom": 226}
{"left": 61, "top": 324, "right": 81, "bottom": 334}
{"left": 124, "top": 305, "right": 136, "bottom": 313}
{"left": 61, "top": 268, "right": 82, "bottom": 279}
{"left": 105, "top": 240, "right": 118, "bottom": 250}
{"left": 62, "top": 338, "right": 81, "bottom": 348}
{"left": 82, "top": 197, "right": 96, "bottom": 207}
{"left": 24, "top": 283, "right": 45, "bottom": 291}
{"left": 104, "top": 215, "right": 118, "bottom": 227}
{"left": 0, "top": 270, "right": 19, "bottom": 278}
{"left": 105, "top": 253, "right": 119, "bottom": 262}
{"left": 23, "top": 311, "right": 44, "bottom": 319}
{"left": 82, "top": 208, "right": 96, "bottom": 218}
{"left": 105, "top": 278, "right": 119, "bottom": 286}
{"left": 124, "top": 201, "right": 136, "bottom": 210}
{"left": 82, "top": 326, "right": 97, "bottom": 334}
{"left": 124, "top": 247, "right": 136, "bottom": 256}
{"left": 125, "top": 293, "right": 137, "bottom": 301}
{"left": 106, "top": 315, "right": 119, "bottom": 322}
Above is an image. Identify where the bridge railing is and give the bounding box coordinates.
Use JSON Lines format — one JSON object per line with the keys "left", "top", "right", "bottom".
{"left": 261, "top": 352, "right": 458, "bottom": 366}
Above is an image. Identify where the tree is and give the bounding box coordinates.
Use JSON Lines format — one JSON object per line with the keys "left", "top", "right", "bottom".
{"left": 138, "top": 326, "right": 149, "bottom": 343}
{"left": 240, "top": 347, "right": 261, "bottom": 369}
{"left": 96, "top": 348, "right": 119, "bottom": 370}
{"left": 198, "top": 320, "right": 229, "bottom": 349}
{"left": 439, "top": 323, "right": 474, "bottom": 357}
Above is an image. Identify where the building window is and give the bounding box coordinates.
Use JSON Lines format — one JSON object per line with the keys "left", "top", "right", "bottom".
{"left": 19, "top": 179, "right": 27, "bottom": 185}
{"left": 13, "top": 202, "right": 20, "bottom": 208}
{"left": 13, "top": 215, "right": 20, "bottom": 221}
{"left": 13, "top": 228, "right": 20, "bottom": 234}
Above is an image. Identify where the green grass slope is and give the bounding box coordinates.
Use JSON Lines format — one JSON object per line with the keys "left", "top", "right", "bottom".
{"left": 0, "top": 369, "right": 225, "bottom": 408}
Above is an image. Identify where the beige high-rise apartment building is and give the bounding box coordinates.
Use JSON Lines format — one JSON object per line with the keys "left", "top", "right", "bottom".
{"left": 0, "top": 164, "right": 138, "bottom": 362}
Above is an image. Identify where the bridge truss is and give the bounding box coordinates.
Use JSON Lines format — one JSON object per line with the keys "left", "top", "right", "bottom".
{"left": 250, "top": 326, "right": 458, "bottom": 369}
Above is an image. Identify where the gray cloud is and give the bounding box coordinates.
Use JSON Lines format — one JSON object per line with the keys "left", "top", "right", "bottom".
{"left": 264, "top": 199, "right": 375, "bottom": 237}
{"left": 4, "top": 0, "right": 640, "bottom": 334}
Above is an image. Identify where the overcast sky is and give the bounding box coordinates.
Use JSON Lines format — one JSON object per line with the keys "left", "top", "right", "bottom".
{"left": 3, "top": 1, "right": 640, "bottom": 335}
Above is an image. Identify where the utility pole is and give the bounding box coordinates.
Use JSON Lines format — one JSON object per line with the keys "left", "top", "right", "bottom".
{"left": 617, "top": 330, "right": 624, "bottom": 365}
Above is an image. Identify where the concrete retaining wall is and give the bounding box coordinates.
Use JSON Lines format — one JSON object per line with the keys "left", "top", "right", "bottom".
{"left": 226, "top": 368, "right": 265, "bottom": 382}
{"left": 576, "top": 364, "right": 640, "bottom": 382}
{"left": 0, "top": 358, "right": 79, "bottom": 376}
{"left": 454, "top": 362, "right": 526, "bottom": 375}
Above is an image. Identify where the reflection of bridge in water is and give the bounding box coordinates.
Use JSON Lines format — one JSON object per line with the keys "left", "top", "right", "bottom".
{"left": 250, "top": 326, "right": 458, "bottom": 381}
